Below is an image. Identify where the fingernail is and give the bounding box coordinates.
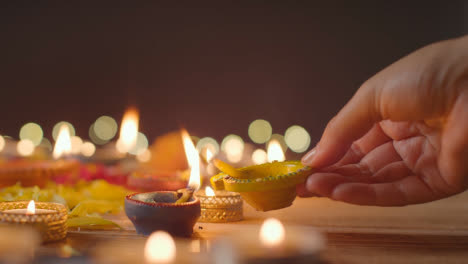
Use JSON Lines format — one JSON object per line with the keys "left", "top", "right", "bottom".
{"left": 301, "top": 147, "right": 317, "bottom": 165}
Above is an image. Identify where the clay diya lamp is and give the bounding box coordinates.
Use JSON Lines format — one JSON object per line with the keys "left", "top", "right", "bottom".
{"left": 211, "top": 160, "right": 312, "bottom": 211}
{"left": 0, "top": 159, "right": 79, "bottom": 188}
{"left": 125, "top": 191, "right": 200, "bottom": 237}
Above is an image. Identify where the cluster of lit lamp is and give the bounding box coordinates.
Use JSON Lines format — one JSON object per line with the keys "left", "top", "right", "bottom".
{"left": 0, "top": 107, "right": 322, "bottom": 263}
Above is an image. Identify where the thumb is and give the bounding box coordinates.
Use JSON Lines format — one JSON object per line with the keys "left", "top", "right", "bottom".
{"left": 302, "top": 84, "right": 380, "bottom": 168}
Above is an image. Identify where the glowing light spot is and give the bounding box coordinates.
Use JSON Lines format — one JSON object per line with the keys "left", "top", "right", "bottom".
{"left": 70, "top": 136, "right": 83, "bottom": 155}
{"left": 26, "top": 200, "right": 35, "bottom": 215}
{"left": 0, "top": 136, "right": 5, "bottom": 152}
{"left": 268, "top": 134, "right": 288, "bottom": 152}
{"left": 53, "top": 125, "right": 72, "bottom": 159}
{"left": 259, "top": 218, "right": 285, "bottom": 247}
{"left": 137, "top": 149, "right": 151, "bottom": 163}
{"left": 285, "top": 125, "right": 311, "bottom": 153}
{"left": 267, "top": 140, "right": 285, "bottom": 162}
{"left": 144, "top": 231, "right": 176, "bottom": 263}
{"left": 252, "top": 149, "right": 267, "bottom": 165}
{"left": 248, "top": 119, "right": 272, "bottom": 144}
{"left": 52, "top": 122, "right": 75, "bottom": 141}
{"left": 19, "top": 123, "right": 43, "bottom": 146}
{"left": 128, "top": 132, "right": 149, "bottom": 156}
{"left": 80, "top": 141, "right": 96, "bottom": 157}
{"left": 205, "top": 186, "right": 215, "bottom": 196}
{"left": 196, "top": 137, "right": 219, "bottom": 157}
{"left": 17, "top": 139, "right": 35, "bottom": 156}
{"left": 89, "top": 124, "right": 109, "bottom": 145}
{"left": 93, "top": 115, "right": 118, "bottom": 141}
{"left": 221, "top": 134, "right": 244, "bottom": 163}
{"left": 117, "top": 108, "right": 139, "bottom": 153}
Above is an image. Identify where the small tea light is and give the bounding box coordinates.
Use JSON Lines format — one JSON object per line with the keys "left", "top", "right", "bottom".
{"left": 216, "top": 218, "right": 326, "bottom": 264}
{"left": 196, "top": 186, "right": 243, "bottom": 223}
{"left": 0, "top": 200, "right": 68, "bottom": 243}
{"left": 145, "top": 231, "right": 176, "bottom": 264}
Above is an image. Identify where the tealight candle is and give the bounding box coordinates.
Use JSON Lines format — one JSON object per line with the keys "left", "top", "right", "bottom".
{"left": 2, "top": 200, "right": 55, "bottom": 214}
{"left": 216, "top": 218, "right": 326, "bottom": 264}
{"left": 196, "top": 186, "right": 243, "bottom": 223}
{"left": 0, "top": 200, "right": 68, "bottom": 243}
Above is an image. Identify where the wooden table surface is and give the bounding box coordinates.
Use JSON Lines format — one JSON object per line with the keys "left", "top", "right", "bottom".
{"left": 38, "top": 191, "right": 468, "bottom": 264}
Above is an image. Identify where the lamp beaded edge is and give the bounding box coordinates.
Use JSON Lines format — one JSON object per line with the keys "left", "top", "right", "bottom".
{"left": 196, "top": 190, "right": 243, "bottom": 223}
{"left": 0, "top": 201, "right": 68, "bottom": 243}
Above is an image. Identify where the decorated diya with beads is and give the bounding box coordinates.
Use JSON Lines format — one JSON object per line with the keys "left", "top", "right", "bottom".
{"left": 210, "top": 160, "right": 312, "bottom": 211}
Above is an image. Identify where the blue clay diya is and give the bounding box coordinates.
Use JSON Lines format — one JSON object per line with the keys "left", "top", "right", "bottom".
{"left": 125, "top": 191, "right": 200, "bottom": 237}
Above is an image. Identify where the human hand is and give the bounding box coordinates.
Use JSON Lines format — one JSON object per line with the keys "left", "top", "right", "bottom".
{"left": 298, "top": 35, "right": 468, "bottom": 206}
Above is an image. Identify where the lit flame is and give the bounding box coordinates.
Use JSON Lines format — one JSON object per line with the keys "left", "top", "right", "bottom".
{"left": 181, "top": 129, "right": 200, "bottom": 191}
{"left": 26, "top": 200, "right": 35, "bottom": 215}
{"left": 53, "top": 125, "right": 72, "bottom": 159}
{"left": 267, "top": 140, "right": 285, "bottom": 162}
{"left": 259, "top": 218, "right": 285, "bottom": 247}
{"left": 144, "top": 231, "right": 176, "bottom": 263}
{"left": 206, "top": 149, "right": 214, "bottom": 162}
{"left": 205, "top": 186, "right": 215, "bottom": 197}
{"left": 116, "top": 107, "right": 139, "bottom": 153}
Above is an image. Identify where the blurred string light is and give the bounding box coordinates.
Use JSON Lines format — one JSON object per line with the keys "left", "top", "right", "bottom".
{"left": 93, "top": 115, "right": 118, "bottom": 141}
{"left": 129, "top": 132, "right": 148, "bottom": 156}
{"left": 248, "top": 119, "right": 272, "bottom": 144}
{"left": 52, "top": 121, "right": 75, "bottom": 141}
{"left": 17, "top": 139, "right": 35, "bottom": 156}
{"left": 89, "top": 124, "right": 109, "bottom": 145}
{"left": 0, "top": 135, "right": 5, "bottom": 152}
{"left": 221, "top": 134, "right": 244, "bottom": 163}
{"left": 19, "top": 123, "right": 43, "bottom": 146}
{"left": 196, "top": 137, "right": 220, "bottom": 157}
{"left": 284, "top": 125, "right": 311, "bottom": 153}
{"left": 252, "top": 149, "right": 267, "bottom": 165}
{"left": 267, "top": 134, "right": 288, "bottom": 152}
{"left": 137, "top": 149, "right": 151, "bottom": 163}
{"left": 80, "top": 141, "right": 96, "bottom": 157}
{"left": 70, "top": 136, "right": 83, "bottom": 155}
{"left": 39, "top": 138, "right": 52, "bottom": 152}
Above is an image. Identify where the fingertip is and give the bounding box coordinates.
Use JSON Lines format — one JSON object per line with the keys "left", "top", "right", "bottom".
{"left": 296, "top": 183, "right": 314, "bottom": 197}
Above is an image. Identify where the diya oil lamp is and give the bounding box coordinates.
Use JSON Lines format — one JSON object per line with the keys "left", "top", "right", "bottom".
{"left": 0, "top": 125, "right": 79, "bottom": 188}
{"left": 210, "top": 141, "right": 312, "bottom": 211}
{"left": 125, "top": 130, "right": 201, "bottom": 237}
{"left": 0, "top": 200, "right": 68, "bottom": 243}
{"left": 196, "top": 186, "right": 243, "bottom": 223}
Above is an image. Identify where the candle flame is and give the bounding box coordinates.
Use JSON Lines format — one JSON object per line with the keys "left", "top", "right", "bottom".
{"left": 267, "top": 140, "right": 285, "bottom": 162}
{"left": 53, "top": 125, "right": 72, "bottom": 159}
{"left": 259, "top": 218, "right": 285, "bottom": 247}
{"left": 181, "top": 129, "right": 200, "bottom": 191}
{"left": 26, "top": 200, "right": 35, "bottom": 215}
{"left": 116, "top": 107, "right": 139, "bottom": 153}
{"left": 205, "top": 186, "right": 215, "bottom": 196}
{"left": 144, "top": 231, "right": 176, "bottom": 263}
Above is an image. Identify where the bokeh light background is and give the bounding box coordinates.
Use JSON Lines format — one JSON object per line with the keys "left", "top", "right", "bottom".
{"left": 0, "top": 2, "right": 466, "bottom": 158}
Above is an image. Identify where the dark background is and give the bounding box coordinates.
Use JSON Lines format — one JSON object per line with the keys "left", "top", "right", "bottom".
{"left": 0, "top": 2, "right": 467, "bottom": 147}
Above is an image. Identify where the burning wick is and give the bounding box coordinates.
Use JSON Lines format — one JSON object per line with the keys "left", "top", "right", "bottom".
{"left": 175, "top": 129, "right": 201, "bottom": 203}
